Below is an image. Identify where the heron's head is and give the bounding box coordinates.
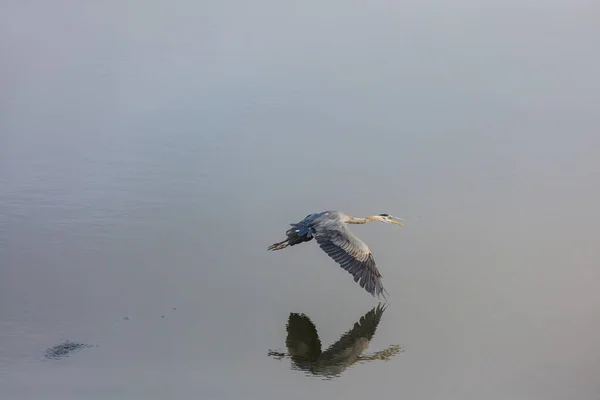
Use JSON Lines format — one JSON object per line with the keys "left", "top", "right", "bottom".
{"left": 377, "top": 214, "right": 404, "bottom": 225}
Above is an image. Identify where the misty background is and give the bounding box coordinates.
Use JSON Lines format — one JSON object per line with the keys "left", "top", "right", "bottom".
{"left": 1, "top": 1, "right": 599, "bottom": 399}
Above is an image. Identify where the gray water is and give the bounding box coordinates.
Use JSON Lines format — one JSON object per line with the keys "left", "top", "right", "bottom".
{"left": 2, "top": 1, "right": 600, "bottom": 399}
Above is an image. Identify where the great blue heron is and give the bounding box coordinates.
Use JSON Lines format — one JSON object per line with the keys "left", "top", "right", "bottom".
{"left": 268, "top": 211, "right": 404, "bottom": 298}
{"left": 267, "top": 303, "right": 402, "bottom": 378}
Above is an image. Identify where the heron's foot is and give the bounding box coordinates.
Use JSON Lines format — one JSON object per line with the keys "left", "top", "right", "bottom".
{"left": 267, "top": 242, "right": 288, "bottom": 251}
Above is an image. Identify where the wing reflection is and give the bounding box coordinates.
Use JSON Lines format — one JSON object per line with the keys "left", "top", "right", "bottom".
{"left": 268, "top": 303, "right": 402, "bottom": 379}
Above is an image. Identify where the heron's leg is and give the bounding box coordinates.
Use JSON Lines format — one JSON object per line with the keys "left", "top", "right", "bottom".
{"left": 267, "top": 240, "right": 289, "bottom": 251}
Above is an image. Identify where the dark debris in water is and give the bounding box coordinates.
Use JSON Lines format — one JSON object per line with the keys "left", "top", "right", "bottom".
{"left": 44, "top": 340, "right": 93, "bottom": 360}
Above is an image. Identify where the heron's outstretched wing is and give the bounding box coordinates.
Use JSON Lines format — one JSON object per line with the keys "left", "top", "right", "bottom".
{"left": 313, "top": 221, "right": 386, "bottom": 297}
{"left": 286, "top": 313, "right": 322, "bottom": 364}
{"left": 319, "top": 303, "right": 387, "bottom": 363}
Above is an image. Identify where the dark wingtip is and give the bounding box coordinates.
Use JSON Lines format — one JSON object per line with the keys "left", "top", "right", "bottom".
{"left": 380, "top": 286, "right": 390, "bottom": 299}
{"left": 373, "top": 284, "right": 390, "bottom": 300}
{"left": 379, "top": 213, "right": 390, "bottom": 217}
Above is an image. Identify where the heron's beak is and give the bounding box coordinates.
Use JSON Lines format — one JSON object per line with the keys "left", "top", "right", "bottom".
{"left": 389, "top": 217, "right": 404, "bottom": 226}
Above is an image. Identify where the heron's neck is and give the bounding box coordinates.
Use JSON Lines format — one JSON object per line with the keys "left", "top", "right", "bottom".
{"left": 345, "top": 216, "right": 377, "bottom": 224}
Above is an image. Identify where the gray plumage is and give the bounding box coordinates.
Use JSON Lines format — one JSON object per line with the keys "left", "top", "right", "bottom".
{"left": 268, "top": 210, "right": 404, "bottom": 298}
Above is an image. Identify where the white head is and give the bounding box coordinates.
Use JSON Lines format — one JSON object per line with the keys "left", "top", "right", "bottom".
{"left": 374, "top": 213, "right": 404, "bottom": 225}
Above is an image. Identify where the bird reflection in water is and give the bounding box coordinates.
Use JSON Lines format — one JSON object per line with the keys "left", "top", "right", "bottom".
{"left": 268, "top": 303, "right": 402, "bottom": 379}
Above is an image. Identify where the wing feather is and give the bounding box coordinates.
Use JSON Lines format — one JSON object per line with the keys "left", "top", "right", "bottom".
{"left": 286, "top": 313, "right": 321, "bottom": 362}
{"left": 313, "top": 219, "right": 386, "bottom": 298}
{"left": 319, "top": 303, "right": 387, "bottom": 362}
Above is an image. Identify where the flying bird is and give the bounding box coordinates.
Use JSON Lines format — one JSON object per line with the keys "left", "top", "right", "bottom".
{"left": 268, "top": 211, "right": 404, "bottom": 298}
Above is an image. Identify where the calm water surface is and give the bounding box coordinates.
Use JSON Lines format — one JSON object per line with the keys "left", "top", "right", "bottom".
{"left": 2, "top": 1, "right": 600, "bottom": 399}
